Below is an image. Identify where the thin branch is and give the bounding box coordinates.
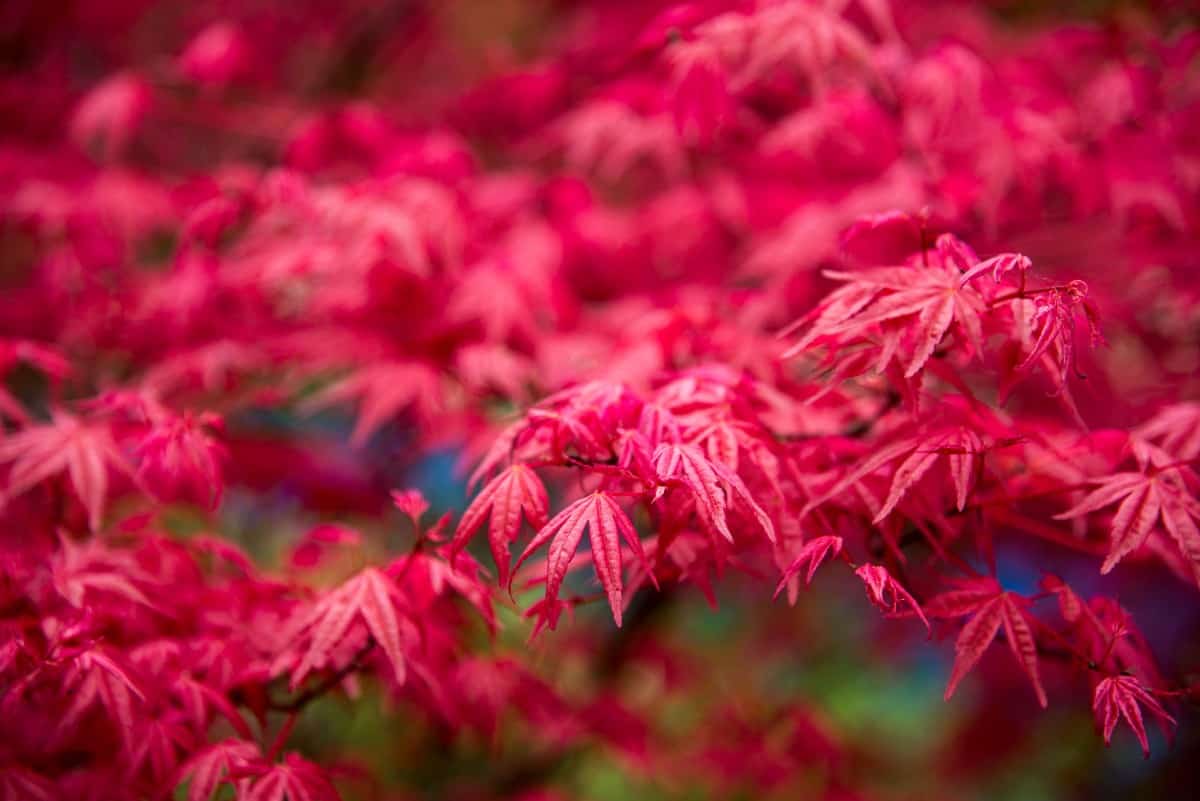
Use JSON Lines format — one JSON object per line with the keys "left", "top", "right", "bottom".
{"left": 267, "top": 641, "right": 375, "bottom": 713}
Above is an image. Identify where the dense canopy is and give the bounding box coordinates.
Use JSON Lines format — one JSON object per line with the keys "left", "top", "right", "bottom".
{"left": 1, "top": 1, "right": 1198, "bottom": 800}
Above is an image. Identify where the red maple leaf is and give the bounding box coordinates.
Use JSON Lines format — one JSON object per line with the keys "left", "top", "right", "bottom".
{"left": 774, "top": 536, "right": 844, "bottom": 598}
{"left": 653, "top": 443, "right": 775, "bottom": 543}
{"left": 1093, "top": 675, "right": 1175, "bottom": 757}
{"left": 0, "top": 411, "right": 135, "bottom": 530}
{"left": 51, "top": 532, "right": 156, "bottom": 609}
{"left": 1055, "top": 444, "right": 1200, "bottom": 586}
{"left": 784, "top": 255, "right": 987, "bottom": 379}
{"left": 513, "top": 491, "right": 653, "bottom": 626}
{"left": 802, "top": 425, "right": 988, "bottom": 523}
{"left": 1015, "top": 280, "right": 1102, "bottom": 383}
{"left": 390, "top": 488, "right": 430, "bottom": 526}
{"left": 279, "top": 567, "right": 416, "bottom": 689}
{"left": 927, "top": 579, "right": 1047, "bottom": 708}
{"left": 169, "top": 674, "right": 255, "bottom": 740}
{"left": 450, "top": 464, "right": 549, "bottom": 587}
{"left": 135, "top": 411, "right": 226, "bottom": 510}
{"left": 236, "top": 753, "right": 341, "bottom": 801}
{"left": 174, "top": 739, "right": 260, "bottom": 801}
{"left": 57, "top": 647, "right": 146, "bottom": 751}
{"left": 855, "top": 564, "right": 929, "bottom": 630}
{"left": 125, "top": 714, "right": 196, "bottom": 786}
{"left": 1134, "top": 402, "right": 1200, "bottom": 461}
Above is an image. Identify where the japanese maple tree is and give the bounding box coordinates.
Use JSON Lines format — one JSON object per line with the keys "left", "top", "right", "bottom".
{"left": 1, "top": 1, "right": 1199, "bottom": 800}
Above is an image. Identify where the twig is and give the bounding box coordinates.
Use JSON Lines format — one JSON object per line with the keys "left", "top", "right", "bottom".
{"left": 267, "top": 641, "right": 374, "bottom": 713}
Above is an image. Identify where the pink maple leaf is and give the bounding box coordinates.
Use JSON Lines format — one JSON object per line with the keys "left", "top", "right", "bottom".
{"left": 855, "top": 564, "right": 930, "bottom": 630}
{"left": 1055, "top": 444, "right": 1200, "bottom": 586}
{"left": 57, "top": 647, "right": 146, "bottom": 751}
{"left": 279, "top": 567, "right": 416, "bottom": 689}
{"left": 928, "top": 579, "right": 1047, "bottom": 708}
{"left": 174, "top": 739, "right": 261, "bottom": 801}
{"left": 774, "top": 536, "right": 844, "bottom": 598}
{"left": 0, "top": 411, "right": 135, "bottom": 531}
{"left": 236, "top": 753, "right": 341, "bottom": 801}
{"left": 1093, "top": 675, "right": 1175, "bottom": 757}
{"left": 451, "top": 464, "right": 548, "bottom": 587}
{"left": 653, "top": 443, "right": 775, "bottom": 543}
{"left": 513, "top": 491, "right": 653, "bottom": 627}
